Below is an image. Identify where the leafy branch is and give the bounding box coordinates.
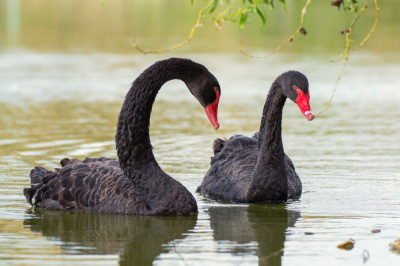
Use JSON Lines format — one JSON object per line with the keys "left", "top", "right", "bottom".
{"left": 207, "top": 0, "right": 287, "bottom": 30}
{"left": 132, "top": 0, "right": 213, "bottom": 54}
{"left": 99, "top": 0, "right": 380, "bottom": 116}
{"left": 315, "top": 0, "right": 380, "bottom": 117}
{"left": 130, "top": 0, "right": 288, "bottom": 54}
{"left": 240, "top": 0, "right": 310, "bottom": 58}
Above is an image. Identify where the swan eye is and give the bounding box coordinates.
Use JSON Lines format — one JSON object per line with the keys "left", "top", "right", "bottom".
{"left": 214, "top": 87, "right": 220, "bottom": 101}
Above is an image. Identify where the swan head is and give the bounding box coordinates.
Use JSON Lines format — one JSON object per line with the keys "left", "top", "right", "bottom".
{"left": 280, "top": 71, "right": 314, "bottom": 121}
{"left": 184, "top": 66, "right": 221, "bottom": 130}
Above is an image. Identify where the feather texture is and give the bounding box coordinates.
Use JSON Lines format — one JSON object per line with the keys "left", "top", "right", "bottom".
{"left": 198, "top": 71, "right": 309, "bottom": 203}
{"left": 23, "top": 58, "right": 221, "bottom": 215}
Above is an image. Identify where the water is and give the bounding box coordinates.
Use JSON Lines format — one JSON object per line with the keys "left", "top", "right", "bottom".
{"left": 1, "top": 52, "right": 400, "bottom": 265}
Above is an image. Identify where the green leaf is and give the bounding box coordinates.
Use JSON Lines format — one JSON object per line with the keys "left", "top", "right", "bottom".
{"left": 100, "top": 0, "right": 104, "bottom": 6}
{"left": 239, "top": 12, "right": 247, "bottom": 30}
{"left": 279, "top": 0, "right": 286, "bottom": 11}
{"left": 261, "top": 0, "right": 274, "bottom": 9}
{"left": 246, "top": 6, "right": 255, "bottom": 14}
{"left": 210, "top": 0, "right": 218, "bottom": 14}
{"left": 256, "top": 6, "right": 266, "bottom": 26}
{"left": 230, "top": 8, "right": 243, "bottom": 19}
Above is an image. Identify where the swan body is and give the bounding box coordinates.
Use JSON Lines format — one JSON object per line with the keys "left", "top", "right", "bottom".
{"left": 24, "top": 58, "right": 221, "bottom": 215}
{"left": 198, "top": 71, "right": 313, "bottom": 203}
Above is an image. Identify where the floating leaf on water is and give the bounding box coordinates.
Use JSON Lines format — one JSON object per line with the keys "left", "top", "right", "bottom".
{"left": 371, "top": 229, "right": 381, "bottom": 233}
{"left": 337, "top": 238, "right": 355, "bottom": 250}
{"left": 389, "top": 239, "right": 400, "bottom": 254}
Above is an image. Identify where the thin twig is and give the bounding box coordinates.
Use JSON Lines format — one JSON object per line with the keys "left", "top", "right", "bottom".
{"left": 315, "top": 0, "right": 373, "bottom": 117}
{"left": 314, "top": 59, "right": 346, "bottom": 117}
{"left": 240, "top": 0, "right": 311, "bottom": 58}
{"left": 359, "top": 0, "right": 380, "bottom": 47}
{"left": 133, "top": 0, "right": 213, "bottom": 54}
{"left": 213, "top": 0, "right": 235, "bottom": 27}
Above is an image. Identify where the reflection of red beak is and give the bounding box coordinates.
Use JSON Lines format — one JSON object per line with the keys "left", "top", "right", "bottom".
{"left": 294, "top": 87, "right": 314, "bottom": 121}
{"left": 205, "top": 88, "right": 220, "bottom": 130}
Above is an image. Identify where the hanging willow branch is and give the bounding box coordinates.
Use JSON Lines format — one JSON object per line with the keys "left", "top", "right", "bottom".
{"left": 315, "top": 0, "right": 380, "bottom": 117}
{"left": 132, "top": 0, "right": 213, "bottom": 54}
{"left": 240, "top": 0, "right": 311, "bottom": 58}
{"left": 359, "top": 0, "right": 380, "bottom": 48}
{"left": 132, "top": 0, "right": 287, "bottom": 54}
{"left": 99, "top": 0, "right": 380, "bottom": 116}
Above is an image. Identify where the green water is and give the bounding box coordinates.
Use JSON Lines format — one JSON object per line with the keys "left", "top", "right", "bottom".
{"left": 1, "top": 53, "right": 400, "bottom": 265}
{"left": 1, "top": 0, "right": 400, "bottom": 265}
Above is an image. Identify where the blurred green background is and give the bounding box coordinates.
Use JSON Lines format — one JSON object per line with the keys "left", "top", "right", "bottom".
{"left": 1, "top": 0, "right": 398, "bottom": 55}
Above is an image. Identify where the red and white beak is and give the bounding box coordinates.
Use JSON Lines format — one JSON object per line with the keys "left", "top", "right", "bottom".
{"left": 294, "top": 86, "right": 314, "bottom": 121}
{"left": 204, "top": 88, "right": 220, "bottom": 129}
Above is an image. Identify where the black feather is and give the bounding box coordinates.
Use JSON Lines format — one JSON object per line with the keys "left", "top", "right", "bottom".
{"left": 198, "top": 71, "right": 308, "bottom": 203}
{"left": 23, "top": 58, "right": 221, "bottom": 215}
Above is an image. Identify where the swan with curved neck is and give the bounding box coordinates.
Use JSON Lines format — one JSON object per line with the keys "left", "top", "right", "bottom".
{"left": 24, "top": 58, "right": 221, "bottom": 215}
{"left": 198, "top": 71, "right": 313, "bottom": 203}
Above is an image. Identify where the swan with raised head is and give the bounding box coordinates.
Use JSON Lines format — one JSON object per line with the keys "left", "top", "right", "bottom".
{"left": 198, "top": 71, "right": 313, "bottom": 203}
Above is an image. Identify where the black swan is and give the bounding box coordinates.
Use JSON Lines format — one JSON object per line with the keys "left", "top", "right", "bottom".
{"left": 197, "top": 71, "right": 313, "bottom": 203}
{"left": 23, "top": 58, "right": 221, "bottom": 215}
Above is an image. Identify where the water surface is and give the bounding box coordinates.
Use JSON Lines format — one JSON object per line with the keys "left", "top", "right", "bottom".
{"left": 1, "top": 52, "right": 400, "bottom": 265}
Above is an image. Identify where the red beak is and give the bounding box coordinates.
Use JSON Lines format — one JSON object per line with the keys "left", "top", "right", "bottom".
{"left": 294, "top": 87, "right": 314, "bottom": 121}
{"left": 204, "top": 88, "right": 220, "bottom": 130}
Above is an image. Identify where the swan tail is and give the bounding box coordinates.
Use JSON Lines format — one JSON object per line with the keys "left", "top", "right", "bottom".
{"left": 60, "top": 157, "right": 82, "bottom": 167}
{"left": 23, "top": 186, "right": 38, "bottom": 205}
{"left": 23, "top": 160, "right": 66, "bottom": 206}
{"left": 212, "top": 138, "right": 227, "bottom": 155}
{"left": 23, "top": 166, "right": 51, "bottom": 205}
{"left": 29, "top": 166, "right": 52, "bottom": 187}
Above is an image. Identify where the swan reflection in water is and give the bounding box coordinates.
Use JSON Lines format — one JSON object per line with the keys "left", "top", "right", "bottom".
{"left": 24, "top": 205, "right": 299, "bottom": 265}
{"left": 23, "top": 210, "right": 197, "bottom": 265}
{"left": 208, "top": 204, "right": 300, "bottom": 265}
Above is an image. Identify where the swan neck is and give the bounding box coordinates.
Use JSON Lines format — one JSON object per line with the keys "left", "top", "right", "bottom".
{"left": 115, "top": 60, "right": 186, "bottom": 177}
{"left": 258, "top": 83, "right": 286, "bottom": 153}
{"left": 247, "top": 83, "right": 288, "bottom": 202}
